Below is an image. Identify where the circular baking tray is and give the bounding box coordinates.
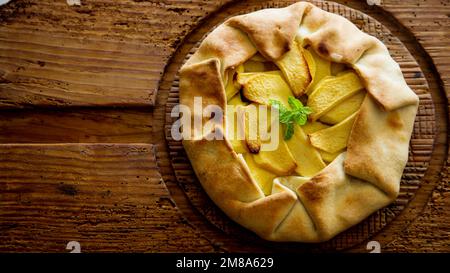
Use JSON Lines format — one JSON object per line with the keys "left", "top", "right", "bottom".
{"left": 159, "top": 0, "right": 436, "bottom": 251}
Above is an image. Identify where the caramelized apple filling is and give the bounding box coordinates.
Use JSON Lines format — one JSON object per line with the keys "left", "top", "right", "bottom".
{"left": 225, "top": 40, "right": 366, "bottom": 195}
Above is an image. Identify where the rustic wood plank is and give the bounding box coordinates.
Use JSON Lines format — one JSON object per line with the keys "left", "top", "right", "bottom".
{"left": 0, "top": 144, "right": 214, "bottom": 252}
{"left": 0, "top": 0, "right": 229, "bottom": 108}
{"left": 0, "top": 108, "right": 153, "bottom": 143}
{"left": 0, "top": 0, "right": 447, "bottom": 253}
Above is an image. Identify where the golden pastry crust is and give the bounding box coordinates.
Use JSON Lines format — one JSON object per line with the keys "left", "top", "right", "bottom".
{"left": 179, "top": 2, "right": 419, "bottom": 242}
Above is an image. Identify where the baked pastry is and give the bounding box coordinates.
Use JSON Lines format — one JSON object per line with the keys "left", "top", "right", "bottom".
{"left": 178, "top": 2, "right": 418, "bottom": 242}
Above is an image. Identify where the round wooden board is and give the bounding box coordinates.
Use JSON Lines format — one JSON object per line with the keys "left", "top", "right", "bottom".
{"left": 162, "top": 0, "right": 435, "bottom": 251}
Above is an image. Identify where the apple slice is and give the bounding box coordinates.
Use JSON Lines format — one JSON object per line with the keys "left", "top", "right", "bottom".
{"left": 237, "top": 71, "right": 283, "bottom": 86}
{"left": 225, "top": 105, "right": 248, "bottom": 154}
{"left": 303, "top": 47, "right": 331, "bottom": 95}
{"left": 319, "top": 149, "right": 344, "bottom": 163}
{"left": 275, "top": 40, "right": 311, "bottom": 97}
{"left": 285, "top": 124, "right": 326, "bottom": 177}
{"left": 234, "top": 104, "right": 266, "bottom": 154}
{"left": 239, "top": 103, "right": 275, "bottom": 155}
{"left": 244, "top": 52, "right": 279, "bottom": 73}
{"left": 225, "top": 70, "right": 239, "bottom": 100}
{"left": 307, "top": 71, "right": 364, "bottom": 121}
{"left": 225, "top": 80, "right": 239, "bottom": 100}
{"left": 228, "top": 93, "right": 248, "bottom": 106}
{"left": 227, "top": 94, "right": 249, "bottom": 153}
{"left": 243, "top": 60, "right": 267, "bottom": 72}
{"left": 319, "top": 91, "right": 366, "bottom": 125}
{"left": 242, "top": 60, "right": 278, "bottom": 72}
{"left": 241, "top": 72, "right": 294, "bottom": 106}
{"left": 244, "top": 153, "right": 277, "bottom": 196}
{"left": 309, "top": 111, "right": 358, "bottom": 153}
{"left": 237, "top": 72, "right": 259, "bottom": 86}
{"left": 253, "top": 131, "right": 297, "bottom": 176}
{"left": 331, "top": 63, "right": 347, "bottom": 76}
{"left": 225, "top": 65, "right": 244, "bottom": 100}
{"left": 301, "top": 121, "right": 329, "bottom": 135}
{"left": 250, "top": 53, "right": 268, "bottom": 62}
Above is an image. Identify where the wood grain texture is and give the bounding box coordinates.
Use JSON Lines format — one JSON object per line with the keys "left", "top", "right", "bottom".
{"left": 0, "top": 0, "right": 229, "bottom": 108}
{"left": 0, "top": 144, "right": 214, "bottom": 252}
{"left": 0, "top": 108, "right": 153, "bottom": 143}
{"left": 0, "top": 0, "right": 448, "bottom": 252}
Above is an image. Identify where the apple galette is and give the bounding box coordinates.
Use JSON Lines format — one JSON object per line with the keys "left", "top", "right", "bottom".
{"left": 179, "top": 2, "right": 418, "bottom": 242}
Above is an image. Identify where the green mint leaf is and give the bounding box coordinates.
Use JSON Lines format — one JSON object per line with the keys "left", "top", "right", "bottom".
{"left": 294, "top": 112, "right": 308, "bottom": 125}
{"left": 270, "top": 100, "right": 285, "bottom": 120}
{"left": 288, "top": 96, "right": 303, "bottom": 110}
{"left": 269, "top": 99, "right": 280, "bottom": 108}
{"left": 284, "top": 122, "right": 294, "bottom": 140}
{"left": 269, "top": 99, "right": 287, "bottom": 113}
{"left": 270, "top": 98, "right": 313, "bottom": 139}
{"left": 279, "top": 111, "right": 294, "bottom": 124}
{"left": 301, "top": 106, "right": 313, "bottom": 115}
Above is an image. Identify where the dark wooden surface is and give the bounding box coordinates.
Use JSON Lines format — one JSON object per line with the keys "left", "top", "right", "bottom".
{"left": 0, "top": 144, "right": 214, "bottom": 252}
{"left": 0, "top": 0, "right": 448, "bottom": 252}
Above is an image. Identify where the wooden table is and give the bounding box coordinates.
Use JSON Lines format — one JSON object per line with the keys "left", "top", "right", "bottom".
{"left": 0, "top": 0, "right": 448, "bottom": 252}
